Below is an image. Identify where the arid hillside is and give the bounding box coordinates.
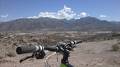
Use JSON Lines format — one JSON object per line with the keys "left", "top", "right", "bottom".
{"left": 0, "top": 31, "right": 120, "bottom": 67}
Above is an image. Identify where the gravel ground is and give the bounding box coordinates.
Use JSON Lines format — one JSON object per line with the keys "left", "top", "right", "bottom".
{"left": 1, "top": 39, "right": 120, "bottom": 67}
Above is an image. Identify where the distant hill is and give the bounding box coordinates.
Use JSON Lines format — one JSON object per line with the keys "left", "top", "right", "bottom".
{"left": 0, "top": 17, "right": 120, "bottom": 32}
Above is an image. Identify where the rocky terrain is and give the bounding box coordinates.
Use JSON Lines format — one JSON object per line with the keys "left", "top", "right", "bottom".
{"left": 0, "top": 31, "right": 120, "bottom": 67}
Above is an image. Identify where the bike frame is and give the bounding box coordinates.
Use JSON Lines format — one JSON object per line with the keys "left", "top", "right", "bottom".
{"left": 60, "top": 63, "right": 67, "bottom": 67}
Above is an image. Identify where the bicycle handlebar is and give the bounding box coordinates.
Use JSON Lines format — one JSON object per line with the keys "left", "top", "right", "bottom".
{"left": 16, "top": 40, "right": 82, "bottom": 63}
{"left": 16, "top": 40, "right": 82, "bottom": 54}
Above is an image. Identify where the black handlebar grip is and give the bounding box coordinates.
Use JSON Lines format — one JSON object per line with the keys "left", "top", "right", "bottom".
{"left": 16, "top": 45, "right": 42, "bottom": 54}
{"left": 44, "top": 46, "right": 58, "bottom": 52}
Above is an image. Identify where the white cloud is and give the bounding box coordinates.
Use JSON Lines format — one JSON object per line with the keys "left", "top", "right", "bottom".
{"left": 99, "top": 15, "right": 107, "bottom": 18}
{"left": 28, "top": 5, "right": 77, "bottom": 20}
{"left": 0, "top": 14, "right": 8, "bottom": 18}
{"left": 27, "top": 5, "right": 88, "bottom": 20}
{"left": 38, "top": 12, "right": 57, "bottom": 18}
{"left": 79, "top": 12, "right": 88, "bottom": 17}
{"left": 57, "top": 5, "right": 76, "bottom": 20}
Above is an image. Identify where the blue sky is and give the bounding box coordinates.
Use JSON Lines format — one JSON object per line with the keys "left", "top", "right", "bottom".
{"left": 0, "top": 0, "right": 120, "bottom": 22}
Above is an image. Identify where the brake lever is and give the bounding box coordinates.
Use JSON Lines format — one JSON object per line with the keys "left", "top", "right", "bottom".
{"left": 20, "top": 55, "right": 33, "bottom": 63}
{"left": 20, "top": 53, "right": 34, "bottom": 63}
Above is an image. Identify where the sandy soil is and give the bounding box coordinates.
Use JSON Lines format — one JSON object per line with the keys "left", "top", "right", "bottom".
{"left": 0, "top": 39, "right": 120, "bottom": 67}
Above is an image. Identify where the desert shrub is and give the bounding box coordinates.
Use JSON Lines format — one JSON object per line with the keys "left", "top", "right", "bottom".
{"left": 0, "top": 56, "right": 3, "bottom": 59}
{"left": 112, "top": 44, "right": 120, "bottom": 51}
{"left": 111, "top": 33, "right": 120, "bottom": 37}
{"left": 6, "top": 51, "right": 16, "bottom": 57}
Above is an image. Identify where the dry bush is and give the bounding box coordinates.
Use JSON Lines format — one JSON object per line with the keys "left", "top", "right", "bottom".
{"left": 111, "top": 42, "right": 120, "bottom": 51}
{"left": 0, "top": 56, "right": 3, "bottom": 59}
{"left": 6, "top": 51, "right": 16, "bottom": 57}
{"left": 111, "top": 32, "right": 120, "bottom": 37}
{"left": 112, "top": 44, "right": 120, "bottom": 51}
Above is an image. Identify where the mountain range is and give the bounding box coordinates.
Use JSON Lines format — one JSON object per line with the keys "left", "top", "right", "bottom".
{"left": 0, "top": 17, "right": 120, "bottom": 32}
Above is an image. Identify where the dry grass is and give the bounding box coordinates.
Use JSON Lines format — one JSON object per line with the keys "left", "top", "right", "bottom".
{"left": 111, "top": 42, "right": 120, "bottom": 51}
